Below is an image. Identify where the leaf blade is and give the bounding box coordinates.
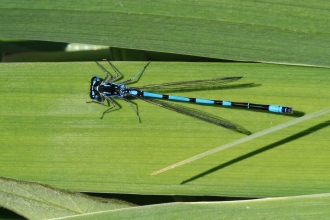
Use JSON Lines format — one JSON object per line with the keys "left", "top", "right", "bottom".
{"left": 0, "top": 177, "right": 133, "bottom": 219}
{"left": 0, "top": 62, "right": 329, "bottom": 197}
{"left": 52, "top": 194, "right": 330, "bottom": 220}
{"left": 0, "top": 1, "right": 329, "bottom": 66}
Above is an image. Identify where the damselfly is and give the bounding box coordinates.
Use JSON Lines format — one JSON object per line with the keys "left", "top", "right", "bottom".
{"left": 88, "top": 62, "right": 292, "bottom": 134}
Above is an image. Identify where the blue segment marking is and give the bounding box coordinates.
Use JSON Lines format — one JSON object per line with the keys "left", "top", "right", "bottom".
{"left": 143, "top": 92, "right": 163, "bottom": 99}
{"left": 168, "top": 95, "right": 190, "bottom": 102}
{"left": 222, "top": 101, "right": 232, "bottom": 106}
{"left": 196, "top": 98, "right": 214, "bottom": 104}
{"left": 129, "top": 90, "right": 138, "bottom": 95}
{"left": 268, "top": 105, "right": 282, "bottom": 113}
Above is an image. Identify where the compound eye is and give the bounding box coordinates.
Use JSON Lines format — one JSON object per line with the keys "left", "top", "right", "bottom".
{"left": 90, "top": 91, "right": 99, "bottom": 100}
{"left": 91, "top": 76, "right": 100, "bottom": 84}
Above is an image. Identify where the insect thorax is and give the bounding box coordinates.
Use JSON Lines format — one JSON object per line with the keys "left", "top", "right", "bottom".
{"left": 100, "top": 83, "right": 128, "bottom": 96}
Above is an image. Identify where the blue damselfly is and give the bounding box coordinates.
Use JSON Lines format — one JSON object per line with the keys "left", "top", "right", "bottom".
{"left": 88, "top": 62, "right": 292, "bottom": 134}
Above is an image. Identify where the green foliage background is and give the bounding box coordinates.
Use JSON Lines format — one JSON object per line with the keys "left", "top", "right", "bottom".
{"left": 0, "top": 0, "right": 329, "bottom": 219}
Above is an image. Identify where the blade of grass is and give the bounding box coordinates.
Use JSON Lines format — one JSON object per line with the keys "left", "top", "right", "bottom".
{"left": 0, "top": 62, "right": 329, "bottom": 197}
{"left": 0, "top": 1, "right": 329, "bottom": 67}
{"left": 151, "top": 107, "right": 330, "bottom": 175}
{"left": 52, "top": 194, "right": 330, "bottom": 220}
{"left": 0, "top": 177, "right": 133, "bottom": 220}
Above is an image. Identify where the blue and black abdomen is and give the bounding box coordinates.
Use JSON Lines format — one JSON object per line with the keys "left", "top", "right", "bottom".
{"left": 129, "top": 90, "right": 292, "bottom": 114}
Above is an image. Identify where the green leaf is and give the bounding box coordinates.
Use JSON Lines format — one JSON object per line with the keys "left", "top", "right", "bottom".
{"left": 153, "top": 107, "right": 330, "bottom": 175}
{"left": 0, "top": 62, "right": 329, "bottom": 197}
{"left": 54, "top": 193, "right": 330, "bottom": 219}
{"left": 0, "top": 177, "right": 133, "bottom": 219}
{"left": 0, "top": 1, "right": 329, "bottom": 67}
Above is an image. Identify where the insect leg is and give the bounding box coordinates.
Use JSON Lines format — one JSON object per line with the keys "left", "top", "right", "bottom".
{"left": 86, "top": 95, "right": 105, "bottom": 105}
{"left": 120, "top": 62, "right": 150, "bottom": 84}
{"left": 100, "top": 96, "right": 118, "bottom": 119}
{"left": 95, "top": 61, "right": 122, "bottom": 82}
{"left": 118, "top": 97, "right": 141, "bottom": 122}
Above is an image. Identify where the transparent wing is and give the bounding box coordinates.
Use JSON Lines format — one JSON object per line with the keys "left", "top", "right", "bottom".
{"left": 132, "top": 76, "right": 242, "bottom": 91}
{"left": 130, "top": 95, "right": 251, "bottom": 135}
